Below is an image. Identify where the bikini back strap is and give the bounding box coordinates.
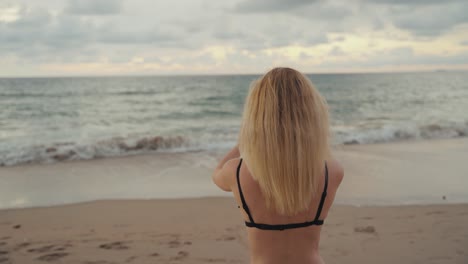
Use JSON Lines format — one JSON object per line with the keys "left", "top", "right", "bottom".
{"left": 236, "top": 159, "right": 255, "bottom": 223}
{"left": 313, "top": 162, "right": 329, "bottom": 222}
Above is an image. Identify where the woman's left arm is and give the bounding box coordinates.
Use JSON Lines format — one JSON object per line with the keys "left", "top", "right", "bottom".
{"left": 212, "top": 145, "right": 240, "bottom": 191}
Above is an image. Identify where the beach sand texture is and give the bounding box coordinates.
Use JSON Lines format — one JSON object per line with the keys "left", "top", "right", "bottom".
{"left": 0, "top": 200, "right": 467, "bottom": 263}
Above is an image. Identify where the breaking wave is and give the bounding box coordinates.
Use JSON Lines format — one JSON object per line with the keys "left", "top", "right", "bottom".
{"left": 0, "top": 135, "right": 190, "bottom": 167}
{"left": 338, "top": 122, "right": 468, "bottom": 145}
{"left": 1, "top": 121, "right": 467, "bottom": 167}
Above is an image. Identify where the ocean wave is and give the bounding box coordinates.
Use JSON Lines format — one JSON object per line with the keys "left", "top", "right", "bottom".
{"left": 1, "top": 121, "right": 467, "bottom": 167}
{"left": 112, "top": 91, "right": 159, "bottom": 96}
{"left": 339, "top": 122, "right": 468, "bottom": 145}
{"left": 0, "top": 136, "right": 190, "bottom": 167}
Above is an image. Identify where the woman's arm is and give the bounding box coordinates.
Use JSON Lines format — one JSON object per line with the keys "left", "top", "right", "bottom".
{"left": 212, "top": 145, "right": 240, "bottom": 191}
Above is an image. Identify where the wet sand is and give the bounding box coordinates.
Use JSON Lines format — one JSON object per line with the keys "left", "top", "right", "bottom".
{"left": 1, "top": 138, "right": 468, "bottom": 209}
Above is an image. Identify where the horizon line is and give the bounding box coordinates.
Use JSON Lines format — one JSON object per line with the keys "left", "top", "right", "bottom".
{"left": 0, "top": 69, "right": 466, "bottom": 79}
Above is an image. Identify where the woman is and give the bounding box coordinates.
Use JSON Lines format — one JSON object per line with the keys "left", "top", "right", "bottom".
{"left": 212, "top": 67, "right": 344, "bottom": 264}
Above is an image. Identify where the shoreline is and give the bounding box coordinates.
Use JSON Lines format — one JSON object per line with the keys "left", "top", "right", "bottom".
{"left": 1, "top": 197, "right": 467, "bottom": 213}
{"left": 1, "top": 198, "right": 467, "bottom": 263}
{"left": 1, "top": 136, "right": 467, "bottom": 169}
{"left": 1, "top": 137, "right": 468, "bottom": 210}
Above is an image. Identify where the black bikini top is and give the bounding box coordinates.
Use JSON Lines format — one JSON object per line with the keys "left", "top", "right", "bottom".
{"left": 236, "top": 158, "right": 328, "bottom": 231}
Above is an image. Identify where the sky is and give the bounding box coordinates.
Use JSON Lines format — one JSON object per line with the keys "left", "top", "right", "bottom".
{"left": 1, "top": 0, "right": 468, "bottom": 76}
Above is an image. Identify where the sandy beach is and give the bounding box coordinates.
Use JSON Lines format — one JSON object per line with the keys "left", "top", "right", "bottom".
{"left": 1, "top": 138, "right": 468, "bottom": 263}
{"left": 0, "top": 199, "right": 467, "bottom": 263}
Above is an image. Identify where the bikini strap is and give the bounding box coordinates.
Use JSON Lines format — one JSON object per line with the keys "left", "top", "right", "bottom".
{"left": 236, "top": 159, "right": 255, "bottom": 223}
{"left": 313, "top": 162, "right": 329, "bottom": 221}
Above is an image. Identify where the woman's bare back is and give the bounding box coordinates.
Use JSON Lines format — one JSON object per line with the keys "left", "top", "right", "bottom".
{"left": 223, "top": 157, "right": 344, "bottom": 264}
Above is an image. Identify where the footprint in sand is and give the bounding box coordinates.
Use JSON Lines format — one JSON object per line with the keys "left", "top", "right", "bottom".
{"left": 36, "top": 252, "right": 69, "bottom": 262}
{"left": 13, "top": 242, "right": 31, "bottom": 251}
{"left": 0, "top": 257, "right": 11, "bottom": 264}
{"left": 28, "top": 245, "right": 55, "bottom": 253}
{"left": 216, "top": 235, "right": 236, "bottom": 241}
{"left": 203, "top": 258, "right": 226, "bottom": 263}
{"left": 171, "top": 251, "right": 189, "bottom": 261}
{"left": 27, "top": 244, "right": 72, "bottom": 253}
{"left": 0, "top": 251, "right": 8, "bottom": 264}
{"left": 354, "top": 226, "right": 376, "bottom": 233}
{"left": 168, "top": 240, "right": 181, "bottom": 248}
{"left": 125, "top": 256, "right": 137, "bottom": 263}
{"left": 83, "top": 261, "right": 116, "bottom": 264}
{"left": 98, "top": 242, "right": 129, "bottom": 250}
{"left": 426, "top": 210, "right": 445, "bottom": 215}
{"left": 0, "top": 242, "right": 7, "bottom": 247}
{"left": 335, "top": 248, "right": 349, "bottom": 256}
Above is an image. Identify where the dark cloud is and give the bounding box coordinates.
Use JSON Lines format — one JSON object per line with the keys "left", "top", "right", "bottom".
{"left": 0, "top": 7, "right": 93, "bottom": 57}
{"left": 364, "top": 0, "right": 461, "bottom": 5}
{"left": 233, "top": 0, "right": 319, "bottom": 13}
{"left": 0, "top": 4, "right": 192, "bottom": 61}
{"left": 389, "top": 3, "right": 468, "bottom": 36}
{"left": 65, "top": 0, "right": 123, "bottom": 15}
{"left": 360, "top": 0, "right": 468, "bottom": 36}
{"left": 263, "top": 0, "right": 468, "bottom": 38}
{"left": 96, "top": 27, "right": 183, "bottom": 46}
{"left": 297, "top": 3, "right": 351, "bottom": 19}
{"left": 231, "top": 1, "right": 356, "bottom": 38}
{"left": 207, "top": 14, "right": 329, "bottom": 51}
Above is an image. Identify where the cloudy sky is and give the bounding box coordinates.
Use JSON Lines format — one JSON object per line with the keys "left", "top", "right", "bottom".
{"left": 1, "top": 0, "right": 468, "bottom": 76}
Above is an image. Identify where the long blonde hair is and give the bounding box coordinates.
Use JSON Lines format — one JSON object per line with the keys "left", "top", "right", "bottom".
{"left": 239, "top": 67, "right": 330, "bottom": 215}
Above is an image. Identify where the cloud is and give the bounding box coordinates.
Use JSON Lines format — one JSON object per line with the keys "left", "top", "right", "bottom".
{"left": 0, "top": 7, "right": 94, "bottom": 58}
{"left": 96, "top": 26, "right": 185, "bottom": 46}
{"left": 233, "top": 0, "right": 318, "bottom": 13}
{"left": 0, "top": 5, "right": 21, "bottom": 22}
{"left": 208, "top": 14, "right": 330, "bottom": 51}
{"left": 320, "top": 46, "right": 468, "bottom": 69}
{"left": 65, "top": 0, "right": 123, "bottom": 15}
{"left": 231, "top": 1, "right": 357, "bottom": 38}
{"left": 0, "top": 4, "right": 192, "bottom": 63}
{"left": 389, "top": 3, "right": 468, "bottom": 36}
{"left": 232, "top": 0, "right": 467, "bottom": 38}
{"left": 329, "top": 46, "right": 346, "bottom": 57}
{"left": 364, "top": 0, "right": 462, "bottom": 5}
{"left": 360, "top": 0, "right": 468, "bottom": 36}
{"left": 1, "top": 0, "right": 468, "bottom": 76}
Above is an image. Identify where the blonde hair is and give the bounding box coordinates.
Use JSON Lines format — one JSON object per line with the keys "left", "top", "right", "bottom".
{"left": 239, "top": 67, "right": 330, "bottom": 215}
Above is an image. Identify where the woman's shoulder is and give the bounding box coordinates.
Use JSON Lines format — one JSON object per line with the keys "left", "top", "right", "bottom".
{"left": 326, "top": 157, "right": 344, "bottom": 188}
{"left": 225, "top": 157, "right": 242, "bottom": 170}
{"left": 222, "top": 157, "right": 243, "bottom": 189}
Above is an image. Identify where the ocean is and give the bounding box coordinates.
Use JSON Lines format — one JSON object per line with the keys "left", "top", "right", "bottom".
{"left": 1, "top": 72, "right": 467, "bottom": 167}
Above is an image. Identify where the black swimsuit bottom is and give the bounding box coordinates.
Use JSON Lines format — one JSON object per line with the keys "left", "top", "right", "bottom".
{"left": 236, "top": 158, "right": 328, "bottom": 231}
